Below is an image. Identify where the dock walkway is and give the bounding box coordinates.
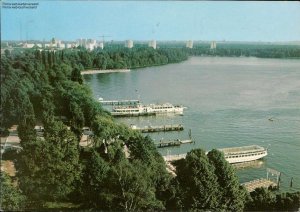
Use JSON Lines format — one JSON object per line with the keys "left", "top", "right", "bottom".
{"left": 132, "top": 124, "right": 184, "bottom": 133}
{"left": 157, "top": 139, "right": 193, "bottom": 148}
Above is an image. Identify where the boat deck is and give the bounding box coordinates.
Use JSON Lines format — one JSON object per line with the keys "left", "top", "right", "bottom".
{"left": 100, "top": 99, "right": 140, "bottom": 105}
{"left": 220, "top": 145, "right": 265, "bottom": 154}
{"left": 111, "top": 112, "right": 156, "bottom": 117}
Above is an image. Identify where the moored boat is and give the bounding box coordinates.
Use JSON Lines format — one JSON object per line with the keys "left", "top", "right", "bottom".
{"left": 112, "top": 103, "right": 186, "bottom": 116}
{"left": 219, "top": 145, "right": 268, "bottom": 164}
{"left": 111, "top": 104, "right": 153, "bottom": 116}
{"left": 163, "top": 145, "right": 268, "bottom": 163}
{"left": 147, "top": 103, "right": 185, "bottom": 114}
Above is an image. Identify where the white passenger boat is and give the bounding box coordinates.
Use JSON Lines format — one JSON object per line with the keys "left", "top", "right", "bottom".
{"left": 111, "top": 104, "right": 154, "bottom": 116}
{"left": 147, "top": 103, "right": 185, "bottom": 114}
{"left": 112, "top": 103, "right": 185, "bottom": 116}
{"left": 163, "top": 145, "right": 268, "bottom": 163}
{"left": 219, "top": 145, "right": 268, "bottom": 164}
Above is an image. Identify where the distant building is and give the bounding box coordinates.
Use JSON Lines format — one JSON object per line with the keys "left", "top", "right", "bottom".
{"left": 210, "top": 41, "right": 217, "bottom": 49}
{"left": 44, "top": 43, "right": 51, "bottom": 48}
{"left": 76, "top": 38, "right": 87, "bottom": 47}
{"left": 23, "top": 43, "right": 35, "bottom": 48}
{"left": 98, "top": 42, "right": 104, "bottom": 49}
{"left": 186, "top": 40, "right": 193, "bottom": 48}
{"left": 76, "top": 38, "right": 98, "bottom": 50}
{"left": 125, "top": 40, "right": 133, "bottom": 48}
{"left": 148, "top": 40, "right": 156, "bottom": 49}
{"left": 65, "top": 43, "right": 73, "bottom": 49}
{"left": 51, "top": 38, "right": 63, "bottom": 48}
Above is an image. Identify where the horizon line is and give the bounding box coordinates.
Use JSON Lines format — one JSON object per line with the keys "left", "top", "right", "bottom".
{"left": 2, "top": 39, "right": 300, "bottom": 43}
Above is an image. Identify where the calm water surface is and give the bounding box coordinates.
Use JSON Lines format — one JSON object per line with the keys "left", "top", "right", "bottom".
{"left": 84, "top": 57, "right": 300, "bottom": 191}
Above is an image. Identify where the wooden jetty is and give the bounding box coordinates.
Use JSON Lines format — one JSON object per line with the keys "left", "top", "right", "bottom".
{"left": 242, "top": 178, "right": 277, "bottom": 192}
{"left": 99, "top": 99, "right": 140, "bottom": 106}
{"left": 156, "top": 139, "right": 193, "bottom": 148}
{"left": 241, "top": 168, "right": 281, "bottom": 192}
{"left": 131, "top": 124, "right": 184, "bottom": 133}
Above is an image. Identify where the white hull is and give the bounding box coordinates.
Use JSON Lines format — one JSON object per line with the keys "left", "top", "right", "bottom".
{"left": 145, "top": 103, "right": 184, "bottom": 114}
{"left": 113, "top": 103, "right": 185, "bottom": 115}
{"left": 220, "top": 145, "right": 268, "bottom": 164}
{"left": 152, "top": 108, "right": 184, "bottom": 114}
{"left": 163, "top": 145, "right": 268, "bottom": 164}
{"left": 225, "top": 151, "right": 267, "bottom": 164}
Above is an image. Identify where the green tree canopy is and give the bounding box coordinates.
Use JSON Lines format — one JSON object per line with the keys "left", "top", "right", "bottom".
{"left": 207, "top": 149, "right": 247, "bottom": 211}
{"left": 0, "top": 173, "right": 26, "bottom": 211}
{"left": 175, "top": 148, "right": 220, "bottom": 210}
{"left": 16, "top": 120, "right": 82, "bottom": 206}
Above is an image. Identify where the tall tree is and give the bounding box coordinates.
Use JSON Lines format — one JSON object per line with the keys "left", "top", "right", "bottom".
{"left": 71, "top": 67, "right": 83, "bottom": 84}
{"left": 78, "top": 149, "right": 111, "bottom": 209}
{"left": 110, "top": 159, "right": 164, "bottom": 211}
{"left": 16, "top": 121, "right": 82, "bottom": 206}
{"left": 207, "top": 149, "right": 247, "bottom": 211}
{"left": 175, "top": 149, "right": 220, "bottom": 210}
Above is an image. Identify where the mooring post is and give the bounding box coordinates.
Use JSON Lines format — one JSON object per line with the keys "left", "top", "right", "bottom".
{"left": 277, "top": 173, "right": 281, "bottom": 190}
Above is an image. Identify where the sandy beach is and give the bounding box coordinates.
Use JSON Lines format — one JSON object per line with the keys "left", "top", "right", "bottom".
{"left": 81, "top": 69, "right": 130, "bottom": 75}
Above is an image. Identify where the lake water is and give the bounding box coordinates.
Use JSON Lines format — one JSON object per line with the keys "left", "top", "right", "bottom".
{"left": 83, "top": 56, "right": 300, "bottom": 192}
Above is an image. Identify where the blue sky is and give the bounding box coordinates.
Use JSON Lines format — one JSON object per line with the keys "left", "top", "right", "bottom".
{"left": 2, "top": 1, "right": 300, "bottom": 42}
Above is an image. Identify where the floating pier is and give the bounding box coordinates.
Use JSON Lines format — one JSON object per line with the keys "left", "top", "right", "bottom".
{"left": 241, "top": 168, "right": 280, "bottom": 192}
{"left": 242, "top": 178, "right": 277, "bottom": 192}
{"left": 99, "top": 99, "right": 140, "bottom": 106}
{"left": 131, "top": 124, "right": 184, "bottom": 133}
{"left": 157, "top": 139, "right": 193, "bottom": 148}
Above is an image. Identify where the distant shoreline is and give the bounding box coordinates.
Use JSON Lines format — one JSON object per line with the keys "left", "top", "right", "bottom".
{"left": 81, "top": 69, "right": 130, "bottom": 75}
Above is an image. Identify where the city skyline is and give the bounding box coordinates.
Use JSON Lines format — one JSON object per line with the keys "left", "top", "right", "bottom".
{"left": 2, "top": 1, "right": 300, "bottom": 42}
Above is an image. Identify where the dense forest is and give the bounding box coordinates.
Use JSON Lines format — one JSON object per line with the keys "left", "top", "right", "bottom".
{"left": 187, "top": 43, "right": 300, "bottom": 58}
{"left": 1, "top": 47, "right": 300, "bottom": 211}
